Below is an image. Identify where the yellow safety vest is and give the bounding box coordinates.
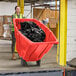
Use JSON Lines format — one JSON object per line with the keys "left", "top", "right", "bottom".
{"left": 11, "top": 13, "right": 23, "bottom": 31}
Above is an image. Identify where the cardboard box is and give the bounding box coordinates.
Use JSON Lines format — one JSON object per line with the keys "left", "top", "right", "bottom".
{"left": 33, "top": 8, "right": 59, "bottom": 28}
{"left": 49, "top": 18, "right": 57, "bottom": 28}
{"left": 0, "top": 22, "right": 3, "bottom": 26}
{"left": 0, "top": 16, "right": 3, "bottom": 23}
{"left": 3, "top": 16, "right": 8, "bottom": 24}
{"left": 3, "top": 16, "right": 12, "bottom": 24}
{"left": 3, "top": 24, "right": 11, "bottom": 38}
{"left": 50, "top": 28, "right": 57, "bottom": 37}
{"left": 0, "top": 15, "right": 12, "bottom": 37}
{"left": 0, "top": 26, "right": 4, "bottom": 36}
{"left": 0, "top": 21, "right": 3, "bottom": 36}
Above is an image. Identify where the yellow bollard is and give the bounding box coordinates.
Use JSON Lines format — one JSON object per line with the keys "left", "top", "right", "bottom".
{"left": 17, "top": 0, "right": 24, "bottom": 15}
{"left": 56, "top": 0, "right": 67, "bottom": 66}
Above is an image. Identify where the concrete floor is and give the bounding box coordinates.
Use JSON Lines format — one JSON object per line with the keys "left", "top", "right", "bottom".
{"left": 0, "top": 40, "right": 75, "bottom": 73}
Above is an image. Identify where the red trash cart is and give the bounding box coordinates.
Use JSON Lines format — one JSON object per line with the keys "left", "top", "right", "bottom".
{"left": 13, "top": 19, "right": 58, "bottom": 66}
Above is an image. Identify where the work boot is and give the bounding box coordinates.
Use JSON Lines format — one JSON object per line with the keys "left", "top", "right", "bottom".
{"left": 12, "top": 53, "right": 17, "bottom": 60}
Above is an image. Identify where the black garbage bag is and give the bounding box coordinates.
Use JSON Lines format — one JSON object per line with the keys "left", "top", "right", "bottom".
{"left": 20, "top": 21, "right": 46, "bottom": 42}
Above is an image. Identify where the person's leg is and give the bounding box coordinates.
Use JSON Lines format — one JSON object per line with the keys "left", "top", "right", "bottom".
{"left": 11, "top": 31, "right": 16, "bottom": 60}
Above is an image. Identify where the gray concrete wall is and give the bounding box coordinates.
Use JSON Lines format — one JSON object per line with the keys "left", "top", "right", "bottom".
{"left": 0, "top": 2, "right": 31, "bottom": 18}
{"left": 67, "top": 0, "right": 76, "bottom": 61}
{"left": 0, "top": 2, "right": 17, "bottom": 15}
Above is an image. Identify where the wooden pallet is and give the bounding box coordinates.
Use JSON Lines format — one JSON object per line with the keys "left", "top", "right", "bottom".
{"left": 0, "top": 36, "right": 11, "bottom": 40}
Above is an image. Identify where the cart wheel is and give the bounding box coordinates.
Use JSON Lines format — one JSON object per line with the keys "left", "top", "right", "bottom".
{"left": 21, "top": 58, "right": 28, "bottom": 66}
{"left": 36, "top": 60, "right": 41, "bottom": 66}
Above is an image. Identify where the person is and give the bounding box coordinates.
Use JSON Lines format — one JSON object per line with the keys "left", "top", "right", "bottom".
{"left": 42, "top": 18, "right": 49, "bottom": 25}
{"left": 11, "top": 6, "right": 24, "bottom": 60}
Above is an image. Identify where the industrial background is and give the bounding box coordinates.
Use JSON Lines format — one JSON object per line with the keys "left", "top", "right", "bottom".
{"left": 0, "top": 0, "right": 76, "bottom": 76}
